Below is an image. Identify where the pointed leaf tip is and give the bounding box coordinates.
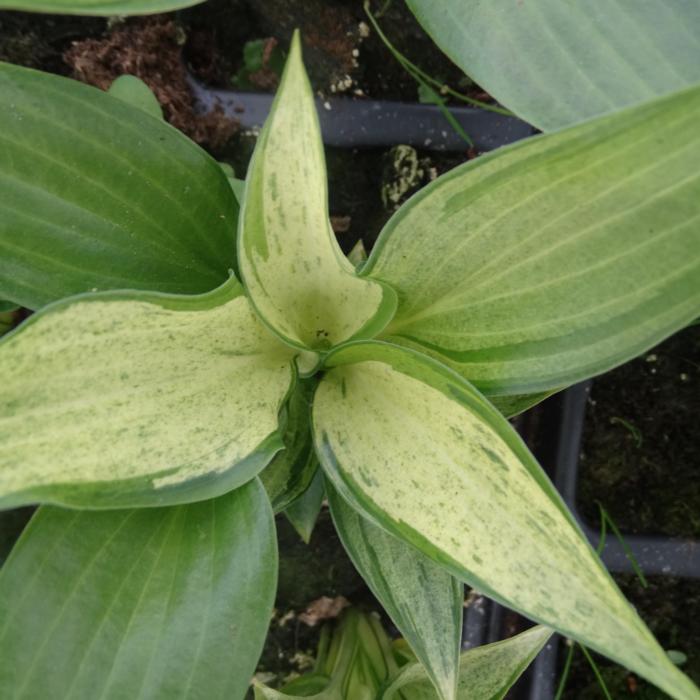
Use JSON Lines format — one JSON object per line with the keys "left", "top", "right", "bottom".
{"left": 238, "top": 31, "right": 397, "bottom": 351}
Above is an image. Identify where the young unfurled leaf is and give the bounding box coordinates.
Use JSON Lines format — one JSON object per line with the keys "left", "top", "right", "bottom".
{"left": 254, "top": 609, "right": 400, "bottom": 700}
{"left": 0, "top": 479, "right": 276, "bottom": 700}
{"left": 0, "top": 279, "right": 294, "bottom": 509}
{"left": 313, "top": 341, "right": 700, "bottom": 700}
{"left": 260, "top": 377, "right": 318, "bottom": 514}
{"left": 406, "top": 0, "right": 700, "bottom": 131}
{"left": 328, "top": 483, "right": 462, "bottom": 700}
{"left": 238, "top": 32, "right": 396, "bottom": 351}
{"left": 0, "top": 63, "right": 236, "bottom": 310}
{"left": 381, "top": 625, "right": 553, "bottom": 700}
{"left": 364, "top": 84, "right": 700, "bottom": 398}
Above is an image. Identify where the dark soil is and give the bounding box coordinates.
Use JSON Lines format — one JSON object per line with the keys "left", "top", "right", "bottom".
{"left": 0, "top": 0, "right": 491, "bottom": 150}
{"left": 182, "top": 0, "right": 484, "bottom": 101}
{"left": 577, "top": 325, "right": 700, "bottom": 538}
{"left": 0, "top": 11, "right": 104, "bottom": 73}
{"left": 562, "top": 323, "right": 700, "bottom": 697}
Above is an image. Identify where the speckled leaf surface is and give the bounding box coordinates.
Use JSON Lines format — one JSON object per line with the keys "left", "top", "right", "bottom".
{"left": 406, "top": 1, "right": 700, "bottom": 131}
{"left": 0, "top": 279, "right": 295, "bottom": 509}
{"left": 364, "top": 85, "right": 700, "bottom": 397}
{"left": 0, "top": 0, "right": 204, "bottom": 16}
{"left": 238, "top": 33, "right": 396, "bottom": 351}
{"left": 260, "top": 377, "right": 318, "bottom": 513}
{"left": 0, "top": 63, "right": 236, "bottom": 310}
{"left": 328, "top": 482, "right": 462, "bottom": 700}
{"left": 381, "top": 626, "right": 552, "bottom": 700}
{"left": 0, "top": 479, "right": 276, "bottom": 700}
{"left": 313, "top": 341, "right": 700, "bottom": 700}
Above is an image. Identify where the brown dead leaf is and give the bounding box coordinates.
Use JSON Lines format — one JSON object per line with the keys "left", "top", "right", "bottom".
{"left": 298, "top": 595, "right": 350, "bottom": 627}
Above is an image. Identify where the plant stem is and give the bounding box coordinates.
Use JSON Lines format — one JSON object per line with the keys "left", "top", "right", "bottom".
{"left": 363, "top": 1, "right": 512, "bottom": 117}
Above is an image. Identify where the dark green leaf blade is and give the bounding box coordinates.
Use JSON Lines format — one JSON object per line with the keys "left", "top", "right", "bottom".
{"left": 0, "top": 0, "right": 205, "bottom": 17}
{"left": 260, "top": 378, "right": 319, "bottom": 514}
{"left": 285, "top": 467, "right": 324, "bottom": 544}
{"left": 0, "top": 63, "right": 237, "bottom": 310}
{"left": 0, "top": 301, "right": 18, "bottom": 313}
{"left": 328, "top": 482, "right": 462, "bottom": 700}
{"left": 406, "top": 0, "right": 700, "bottom": 131}
{"left": 365, "top": 85, "right": 700, "bottom": 397}
{"left": 0, "top": 478, "right": 277, "bottom": 700}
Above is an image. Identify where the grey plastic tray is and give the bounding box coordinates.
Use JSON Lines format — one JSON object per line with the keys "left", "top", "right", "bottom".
{"left": 187, "top": 75, "right": 535, "bottom": 152}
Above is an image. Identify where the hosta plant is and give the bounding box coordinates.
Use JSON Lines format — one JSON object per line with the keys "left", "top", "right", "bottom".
{"left": 0, "top": 32, "right": 699, "bottom": 700}
{"left": 254, "top": 608, "right": 553, "bottom": 699}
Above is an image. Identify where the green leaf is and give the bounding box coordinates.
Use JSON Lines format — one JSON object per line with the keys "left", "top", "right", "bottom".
{"left": 381, "top": 625, "right": 553, "bottom": 700}
{"left": 255, "top": 609, "right": 400, "bottom": 700}
{"left": 107, "top": 74, "right": 163, "bottom": 120}
{"left": 233, "top": 39, "right": 286, "bottom": 91}
{"left": 328, "top": 482, "right": 462, "bottom": 700}
{"left": 0, "top": 317, "right": 13, "bottom": 338}
{"left": 285, "top": 467, "right": 324, "bottom": 543}
{"left": 0, "top": 478, "right": 276, "bottom": 699}
{"left": 364, "top": 85, "right": 700, "bottom": 397}
{"left": 0, "top": 0, "right": 204, "bottom": 16}
{"left": 0, "top": 63, "right": 237, "bottom": 310}
{"left": 0, "top": 279, "right": 295, "bottom": 509}
{"left": 313, "top": 340, "right": 700, "bottom": 700}
{"left": 406, "top": 0, "right": 700, "bottom": 131}
{"left": 260, "top": 377, "right": 318, "bottom": 514}
{"left": 229, "top": 177, "right": 246, "bottom": 204}
{"left": 488, "top": 390, "right": 556, "bottom": 418}
{"left": 238, "top": 32, "right": 397, "bottom": 351}
{"left": 0, "top": 301, "right": 19, "bottom": 313}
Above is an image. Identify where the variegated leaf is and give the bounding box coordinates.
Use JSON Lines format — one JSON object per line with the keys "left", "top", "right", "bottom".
{"left": 381, "top": 626, "right": 553, "bottom": 700}
{"left": 260, "top": 377, "right": 318, "bottom": 514}
{"left": 313, "top": 340, "right": 699, "bottom": 700}
{"left": 238, "top": 32, "right": 396, "bottom": 351}
{"left": 0, "top": 279, "right": 294, "bottom": 509}
{"left": 328, "top": 482, "right": 462, "bottom": 700}
{"left": 364, "top": 85, "right": 700, "bottom": 398}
